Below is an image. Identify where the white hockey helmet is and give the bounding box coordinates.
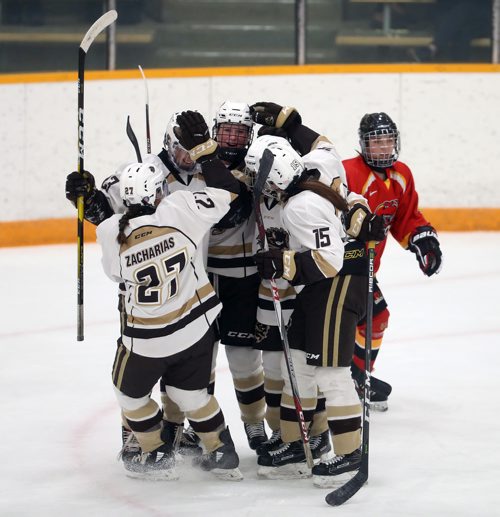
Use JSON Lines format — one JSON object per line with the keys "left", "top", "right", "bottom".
{"left": 163, "top": 112, "right": 199, "bottom": 175}
{"left": 246, "top": 136, "right": 305, "bottom": 199}
{"left": 212, "top": 101, "right": 254, "bottom": 166}
{"left": 244, "top": 134, "right": 282, "bottom": 184}
{"left": 120, "top": 162, "right": 166, "bottom": 207}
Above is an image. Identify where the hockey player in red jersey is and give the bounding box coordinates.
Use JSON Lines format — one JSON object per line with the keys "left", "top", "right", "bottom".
{"left": 343, "top": 112, "right": 443, "bottom": 410}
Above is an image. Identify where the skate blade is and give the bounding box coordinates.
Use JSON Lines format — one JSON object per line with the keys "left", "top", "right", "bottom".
{"left": 177, "top": 444, "right": 203, "bottom": 456}
{"left": 313, "top": 470, "right": 356, "bottom": 488}
{"left": 210, "top": 467, "right": 244, "bottom": 481}
{"left": 257, "top": 463, "right": 312, "bottom": 480}
{"left": 370, "top": 400, "right": 388, "bottom": 412}
{"left": 125, "top": 468, "right": 179, "bottom": 481}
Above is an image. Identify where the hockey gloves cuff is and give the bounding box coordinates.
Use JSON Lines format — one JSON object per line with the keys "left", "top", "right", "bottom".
{"left": 254, "top": 249, "right": 297, "bottom": 281}
{"left": 65, "top": 170, "right": 96, "bottom": 205}
{"left": 176, "top": 111, "right": 219, "bottom": 163}
{"left": 409, "top": 225, "right": 443, "bottom": 277}
{"left": 250, "top": 102, "right": 302, "bottom": 130}
{"left": 344, "top": 203, "right": 386, "bottom": 242}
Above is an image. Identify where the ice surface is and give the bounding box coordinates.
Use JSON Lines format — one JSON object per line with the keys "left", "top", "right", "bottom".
{"left": 1, "top": 233, "right": 499, "bottom": 516}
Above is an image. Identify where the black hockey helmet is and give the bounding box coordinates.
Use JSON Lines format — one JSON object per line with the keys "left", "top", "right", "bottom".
{"left": 358, "top": 112, "right": 400, "bottom": 168}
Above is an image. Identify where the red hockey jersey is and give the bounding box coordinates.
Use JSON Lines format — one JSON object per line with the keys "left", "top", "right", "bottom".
{"left": 343, "top": 155, "right": 430, "bottom": 272}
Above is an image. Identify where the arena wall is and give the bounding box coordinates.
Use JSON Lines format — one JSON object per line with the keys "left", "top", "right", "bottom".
{"left": 1, "top": 63, "right": 499, "bottom": 246}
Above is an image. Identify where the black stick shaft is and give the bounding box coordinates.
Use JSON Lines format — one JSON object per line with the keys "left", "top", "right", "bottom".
{"left": 76, "top": 47, "right": 85, "bottom": 341}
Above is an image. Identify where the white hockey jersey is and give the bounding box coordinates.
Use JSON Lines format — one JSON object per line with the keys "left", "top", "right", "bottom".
{"left": 305, "top": 140, "right": 365, "bottom": 208}
{"left": 97, "top": 187, "right": 235, "bottom": 358}
{"left": 282, "top": 189, "right": 345, "bottom": 289}
{"left": 206, "top": 168, "right": 257, "bottom": 278}
{"left": 255, "top": 197, "right": 296, "bottom": 327}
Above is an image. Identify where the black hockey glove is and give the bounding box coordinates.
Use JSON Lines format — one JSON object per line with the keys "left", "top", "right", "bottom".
{"left": 249, "top": 102, "right": 302, "bottom": 130}
{"left": 409, "top": 225, "right": 442, "bottom": 277}
{"left": 344, "top": 203, "right": 386, "bottom": 242}
{"left": 65, "top": 170, "right": 96, "bottom": 205}
{"left": 176, "top": 110, "right": 218, "bottom": 163}
{"left": 254, "top": 249, "right": 284, "bottom": 280}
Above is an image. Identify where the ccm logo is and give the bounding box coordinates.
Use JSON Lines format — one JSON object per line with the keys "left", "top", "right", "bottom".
{"left": 306, "top": 352, "right": 320, "bottom": 360}
{"left": 135, "top": 231, "right": 153, "bottom": 239}
{"left": 227, "top": 331, "right": 254, "bottom": 339}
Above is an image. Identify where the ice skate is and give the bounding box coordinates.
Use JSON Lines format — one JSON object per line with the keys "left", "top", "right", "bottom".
{"left": 164, "top": 421, "right": 202, "bottom": 456}
{"left": 257, "top": 439, "right": 311, "bottom": 480}
{"left": 352, "top": 363, "right": 392, "bottom": 411}
{"left": 244, "top": 421, "right": 268, "bottom": 450}
{"left": 312, "top": 448, "right": 361, "bottom": 488}
{"left": 192, "top": 428, "right": 243, "bottom": 481}
{"left": 255, "top": 429, "right": 282, "bottom": 456}
{"left": 118, "top": 426, "right": 142, "bottom": 469}
{"left": 310, "top": 430, "right": 332, "bottom": 461}
{"left": 124, "top": 441, "right": 178, "bottom": 481}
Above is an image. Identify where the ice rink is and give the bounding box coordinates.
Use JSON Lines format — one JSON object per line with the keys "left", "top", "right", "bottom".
{"left": 1, "top": 232, "right": 499, "bottom": 516}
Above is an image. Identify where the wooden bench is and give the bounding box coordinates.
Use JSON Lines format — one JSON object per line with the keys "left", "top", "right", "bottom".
{"left": 0, "top": 28, "right": 154, "bottom": 44}
{"left": 336, "top": 33, "right": 492, "bottom": 49}
{"left": 336, "top": 32, "right": 432, "bottom": 47}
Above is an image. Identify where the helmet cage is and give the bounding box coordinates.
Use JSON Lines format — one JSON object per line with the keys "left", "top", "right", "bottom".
{"left": 163, "top": 113, "right": 199, "bottom": 175}
{"left": 212, "top": 101, "right": 254, "bottom": 165}
{"left": 360, "top": 128, "right": 400, "bottom": 168}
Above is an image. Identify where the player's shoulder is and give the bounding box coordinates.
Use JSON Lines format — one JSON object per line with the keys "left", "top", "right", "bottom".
{"left": 342, "top": 154, "right": 364, "bottom": 169}
{"left": 96, "top": 213, "right": 120, "bottom": 239}
{"left": 391, "top": 160, "right": 413, "bottom": 177}
{"left": 285, "top": 189, "right": 328, "bottom": 218}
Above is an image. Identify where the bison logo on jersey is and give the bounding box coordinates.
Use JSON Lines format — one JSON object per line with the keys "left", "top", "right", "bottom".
{"left": 374, "top": 198, "right": 399, "bottom": 232}
{"left": 266, "top": 227, "right": 289, "bottom": 250}
{"left": 255, "top": 322, "right": 269, "bottom": 344}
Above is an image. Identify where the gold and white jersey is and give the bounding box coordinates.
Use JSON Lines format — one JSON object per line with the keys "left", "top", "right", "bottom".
{"left": 97, "top": 187, "right": 234, "bottom": 358}
{"left": 207, "top": 214, "right": 257, "bottom": 278}
{"left": 283, "top": 189, "right": 345, "bottom": 288}
{"left": 307, "top": 141, "right": 366, "bottom": 208}
{"left": 255, "top": 197, "right": 296, "bottom": 326}
{"left": 207, "top": 168, "right": 257, "bottom": 278}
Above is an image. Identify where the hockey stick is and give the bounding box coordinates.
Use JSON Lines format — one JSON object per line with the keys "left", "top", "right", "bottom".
{"left": 138, "top": 65, "right": 151, "bottom": 154}
{"left": 253, "top": 149, "right": 314, "bottom": 469}
{"left": 325, "top": 241, "right": 376, "bottom": 506}
{"left": 126, "top": 116, "right": 143, "bottom": 162}
{"left": 76, "top": 9, "right": 117, "bottom": 341}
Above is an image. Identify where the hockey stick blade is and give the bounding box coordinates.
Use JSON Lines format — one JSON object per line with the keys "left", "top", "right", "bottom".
{"left": 80, "top": 10, "right": 117, "bottom": 53}
{"left": 126, "top": 116, "right": 143, "bottom": 162}
{"left": 253, "top": 148, "right": 274, "bottom": 250}
{"left": 325, "top": 469, "right": 368, "bottom": 506}
{"left": 253, "top": 148, "right": 274, "bottom": 199}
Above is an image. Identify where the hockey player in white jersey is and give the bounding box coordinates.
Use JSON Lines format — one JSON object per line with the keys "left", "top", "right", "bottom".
{"left": 207, "top": 101, "right": 269, "bottom": 451}
{"left": 242, "top": 100, "right": 382, "bottom": 467}
{"left": 96, "top": 110, "right": 246, "bottom": 481}
{"left": 66, "top": 114, "right": 204, "bottom": 460}
{"left": 247, "top": 134, "right": 383, "bottom": 486}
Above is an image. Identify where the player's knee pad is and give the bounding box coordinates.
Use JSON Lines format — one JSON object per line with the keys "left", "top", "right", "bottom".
{"left": 165, "top": 385, "right": 210, "bottom": 413}
{"left": 316, "top": 367, "right": 359, "bottom": 406}
{"left": 225, "top": 345, "right": 262, "bottom": 378}
{"left": 262, "top": 350, "right": 282, "bottom": 381}
{"left": 113, "top": 386, "right": 151, "bottom": 411}
{"left": 281, "top": 349, "right": 316, "bottom": 399}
